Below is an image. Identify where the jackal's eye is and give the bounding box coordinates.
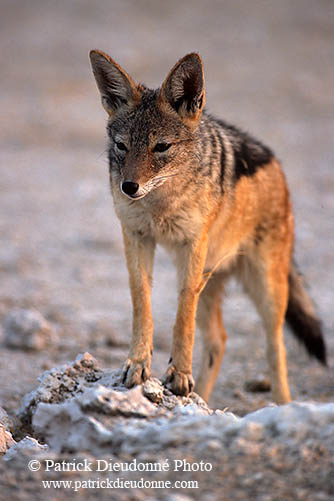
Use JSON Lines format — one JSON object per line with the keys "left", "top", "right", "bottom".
{"left": 153, "top": 142, "right": 171, "bottom": 153}
{"left": 115, "top": 141, "right": 128, "bottom": 152}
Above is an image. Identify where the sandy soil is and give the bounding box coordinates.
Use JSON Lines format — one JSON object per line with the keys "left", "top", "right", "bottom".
{"left": 0, "top": 0, "right": 333, "bottom": 499}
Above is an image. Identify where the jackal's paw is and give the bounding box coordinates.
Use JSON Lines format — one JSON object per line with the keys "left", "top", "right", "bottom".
{"left": 121, "top": 358, "right": 151, "bottom": 388}
{"left": 162, "top": 365, "right": 195, "bottom": 396}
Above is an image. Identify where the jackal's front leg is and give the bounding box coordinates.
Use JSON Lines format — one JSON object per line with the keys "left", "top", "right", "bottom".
{"left": 121, "top": 227, "right": 155, "bottom": 388}
{"left": 163, "top": 234, "right": 208, "bottom": 396}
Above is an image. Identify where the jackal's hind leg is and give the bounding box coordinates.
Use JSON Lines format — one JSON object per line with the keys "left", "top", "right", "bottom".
{"left": 195, "top": 273, "right": 227, "bottom": 403}
{"left": 238, "top": 255, "right": 292, "bottom": 405}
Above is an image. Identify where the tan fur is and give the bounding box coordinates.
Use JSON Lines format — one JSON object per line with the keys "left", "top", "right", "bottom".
{"left": 115, "top": 158, "right": 293, "bottom": 403}
{"left": 90, "top": 51, "right": 298, "bottom": 404}
{"left": 197, "top": 160, "right": 293, "bottom": 403}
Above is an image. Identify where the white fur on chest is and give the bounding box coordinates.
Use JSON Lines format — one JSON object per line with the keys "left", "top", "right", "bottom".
{"left": 112, "top": 186, "right": 203, "bottom": 245}
{"left": 112, "top": 181, "right": 241, "bottom": 275}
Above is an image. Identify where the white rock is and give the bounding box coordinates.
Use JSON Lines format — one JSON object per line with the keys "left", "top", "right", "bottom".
{"left": 243, "top": 402, "right": 334, "bottom": 440}
{"left": 19, "top": 352, "right": 102, "bottom": 422}
{"left": 32, "top": 400, "right": 113, "bottom": 454}
{"left": 79, "top": 385, "right": 158, "bottom": 417}
{"left": 0, "top": 406, "right": 12, "bottom": 429}
{"left": 3, "top": 436, "right": 47, "bottom": 461}
{"left": 17, "top": 354, "right": 334, "bottom": 457}
{"left": 142, "top": 378, "right": 164, "bottom": 403}
{"left": 3, "top": 309, "right": 54, "bottom": 351}
{"left": 172, "top": 403, "right": 211, "bottom": 416}
{"left": 166, "top": 495, "right": 194, "bottom": 501}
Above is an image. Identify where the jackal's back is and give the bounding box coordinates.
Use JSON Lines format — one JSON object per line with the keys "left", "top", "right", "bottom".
{"left": 197, "top": 113, "right": 274, "bottom": 195}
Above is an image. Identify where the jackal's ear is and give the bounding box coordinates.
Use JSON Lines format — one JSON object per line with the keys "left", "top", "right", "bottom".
{"left": 89, "top": 50, "right": 140, "bottom": 115}
{"left": 159, "top": 53, "right": 205, "bottom": 125}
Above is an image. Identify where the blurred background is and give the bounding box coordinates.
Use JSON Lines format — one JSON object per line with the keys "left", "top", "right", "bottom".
{"left": 0, "top": 0, "right": 333, "bottom": 413}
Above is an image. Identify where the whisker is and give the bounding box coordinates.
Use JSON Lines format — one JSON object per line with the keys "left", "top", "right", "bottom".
{"left": 154, "top": 172, "right": 178, "bottom": 181}
{"left": 97, "top": 148, "right": 109, "bottom": 161}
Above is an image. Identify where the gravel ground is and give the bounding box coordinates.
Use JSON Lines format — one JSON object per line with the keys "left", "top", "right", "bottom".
{"left": 0, "top": 0, "right": 333, "bottom": 499}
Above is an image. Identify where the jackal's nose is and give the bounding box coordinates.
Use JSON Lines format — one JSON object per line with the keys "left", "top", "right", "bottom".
{"left": 121, "top": 181, "right": 139, "bottom": 197}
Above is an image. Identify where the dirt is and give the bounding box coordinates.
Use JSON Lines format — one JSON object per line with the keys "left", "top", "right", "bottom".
{"left": 0, "top": 0, "right": 333, "bottom": 499}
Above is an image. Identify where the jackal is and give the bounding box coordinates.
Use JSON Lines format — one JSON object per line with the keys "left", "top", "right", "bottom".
{"left": 90, "top": 50, "right": 326, "bottom": 404}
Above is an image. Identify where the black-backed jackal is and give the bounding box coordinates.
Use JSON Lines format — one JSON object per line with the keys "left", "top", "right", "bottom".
{"left": 90, "top": 51, "right": 326, "bottom": 404}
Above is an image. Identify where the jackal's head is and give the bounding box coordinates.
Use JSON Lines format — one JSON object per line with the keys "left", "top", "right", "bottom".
{"left": 90, "top": 50, "right": 205, "bottom": 200}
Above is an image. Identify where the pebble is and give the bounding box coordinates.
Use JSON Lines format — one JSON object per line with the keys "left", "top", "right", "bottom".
{"left": 3, "top": 309, "right": 54, "bottom": 351}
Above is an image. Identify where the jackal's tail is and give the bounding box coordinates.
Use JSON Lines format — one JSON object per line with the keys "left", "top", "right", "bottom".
{"left": 286, "top": 262, "right": 327, "bottom": 365}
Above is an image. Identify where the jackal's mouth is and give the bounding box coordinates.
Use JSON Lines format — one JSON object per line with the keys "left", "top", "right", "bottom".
{"left": 122, "top": 190, "right": 146, "bottom": 200}
{"left": 120, "top": 173, "right": 177, "bottom": 201}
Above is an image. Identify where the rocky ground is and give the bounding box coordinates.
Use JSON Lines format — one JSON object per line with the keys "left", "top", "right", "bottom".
{"left": 1, "top": 353, "right": 334, "bottom": 501}
{"left": 0, "top": 0, "right": 333, "bottom": 499}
